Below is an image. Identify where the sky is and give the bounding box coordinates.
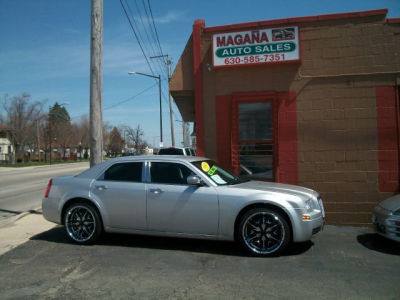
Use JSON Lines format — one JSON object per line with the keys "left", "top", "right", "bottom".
{"left": 0, "top": 0, "right": 399, "bottom": 148}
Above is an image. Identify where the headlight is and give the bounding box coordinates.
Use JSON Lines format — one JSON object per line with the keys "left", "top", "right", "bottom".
{"left": 305, "top": 199, "right": 313, "bottom": 212}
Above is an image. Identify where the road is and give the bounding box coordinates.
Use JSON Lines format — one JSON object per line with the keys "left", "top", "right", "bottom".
{"left": 0, "top": 163, "right": 89, "bottom": 226}
{"left": 0, "top": 225, "right": 399, "bottom": 299}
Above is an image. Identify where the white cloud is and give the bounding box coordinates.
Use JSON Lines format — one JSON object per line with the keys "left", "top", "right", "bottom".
{"left": 154, "top": 10, "right": 184, "bottom": 24}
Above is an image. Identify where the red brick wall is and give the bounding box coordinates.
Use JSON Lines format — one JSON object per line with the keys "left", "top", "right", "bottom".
{"left": 200, "top": 14, "right": 400, "bottom": 225}
{"left": 376, "top": 86, "right": 399, "bottom": 192}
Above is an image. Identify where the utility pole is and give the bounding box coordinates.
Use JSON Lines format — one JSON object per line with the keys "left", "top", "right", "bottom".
{"left": 182, "top": 121, "right": 189, "bottom": 147}
{"left": 37, "top": 119, "right": 40, "bottom": 162}
{"left": 150, "top": 54, "right": 175, "bottom": 147}
{"left": 89, "top": 0, "right": 103, "bottom": 167}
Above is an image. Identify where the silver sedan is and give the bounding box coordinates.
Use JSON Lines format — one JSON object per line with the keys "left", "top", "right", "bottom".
{"left": 372, "top": 194, "right": 400, "bottom": 242}
{"left": 42, "top": 156, "right": 325, "bottom": 256}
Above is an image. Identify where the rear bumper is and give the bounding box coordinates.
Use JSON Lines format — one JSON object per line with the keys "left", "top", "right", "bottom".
{"left": 42, "top": 197, "right": 62, "bottom": 225}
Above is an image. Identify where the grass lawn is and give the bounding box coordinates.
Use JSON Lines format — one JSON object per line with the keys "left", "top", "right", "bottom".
{"left": 0, "top": 160, "right": 89, "bottom": 168}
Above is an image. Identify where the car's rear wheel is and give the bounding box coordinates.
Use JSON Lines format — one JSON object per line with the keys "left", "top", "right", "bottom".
{"left": 64, "top": 202, "right": 102, "bottom": 244}
{"left": 238, "top": 208, "right": 290, "bottom": 256}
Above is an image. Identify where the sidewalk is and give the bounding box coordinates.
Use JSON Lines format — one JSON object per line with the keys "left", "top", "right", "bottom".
{"left": 0, "top": 210, "right": 55, "bottom": 256}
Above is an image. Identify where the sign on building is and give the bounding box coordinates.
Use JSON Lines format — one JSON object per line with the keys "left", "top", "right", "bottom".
{"left": 212, "top": 26, "right": 300, "bottom": 67}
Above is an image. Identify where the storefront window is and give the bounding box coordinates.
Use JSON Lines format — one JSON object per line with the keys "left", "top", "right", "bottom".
{"left": 239, "top": 102, "right": 272, "bottom": 140}
{"left": 237, "top": 102, "right": 274, "bottom": 180}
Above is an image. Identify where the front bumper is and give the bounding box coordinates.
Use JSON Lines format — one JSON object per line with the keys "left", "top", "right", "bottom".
{"left": 292, "top": 198, "right": 325, "bottom": 242}
{"left": 372, "top": 205, "right": 400, "bottom": 242}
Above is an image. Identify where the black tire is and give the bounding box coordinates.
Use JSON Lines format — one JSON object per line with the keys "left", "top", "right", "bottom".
{"left": 64, "top": 202, "right": 102, "bottom": 244}
{"left": 238, "top": 207, "right": 291, "bottom": 257}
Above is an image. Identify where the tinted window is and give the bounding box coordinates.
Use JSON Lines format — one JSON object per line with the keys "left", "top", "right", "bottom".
{"left": 103, "top": 162, "right": 142, "bottom": 182}
{"left": 158, "top": 148, "right": 184, "bottom": 155}
{"left": 150, "top": 162, "right": 194, "bottom": 185}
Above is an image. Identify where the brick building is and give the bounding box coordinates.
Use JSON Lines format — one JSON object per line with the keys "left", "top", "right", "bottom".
{"left": 169, "top": 9, "right": 400, "bottom": 225}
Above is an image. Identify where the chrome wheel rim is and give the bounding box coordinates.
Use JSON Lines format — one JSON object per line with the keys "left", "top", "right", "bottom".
{"left": 65, "top": 206, "right": 96, "bottom": 242}
{"left": 242, "top": 212, "right": 285, "bottom": 255}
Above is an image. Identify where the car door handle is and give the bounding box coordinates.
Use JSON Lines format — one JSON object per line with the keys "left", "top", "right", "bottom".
{"left": 95, "top": 185, "right": 108, "bottom": 191}
{"left": 150, "top": 188, "right": 163, "bottom": 194}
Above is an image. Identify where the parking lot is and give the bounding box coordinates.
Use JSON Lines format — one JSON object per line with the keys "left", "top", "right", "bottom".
{"left": 0, "top": 223, "right": 399, "bottom": 299}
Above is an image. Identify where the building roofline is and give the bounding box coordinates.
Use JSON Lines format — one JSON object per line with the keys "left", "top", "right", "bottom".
{"left": 387, "top": 18, "right": 400, "bottom": 24}
{"left": 203, "top": 9, "right": 388, "bottom": 33}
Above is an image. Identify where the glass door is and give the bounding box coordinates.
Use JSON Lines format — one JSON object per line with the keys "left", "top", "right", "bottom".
{"left": 234, "top": 101, "right": 275, "bottom": 180}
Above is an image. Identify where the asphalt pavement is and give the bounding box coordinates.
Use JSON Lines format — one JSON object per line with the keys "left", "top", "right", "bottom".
{"left": 0, "top": 163, "right": 89, "bottom": 227}
{"left": 0, "top": 163, "right": 399, "bottom": 299}
{"left": 0, "top": 212, "right": 399, "bottom": 299}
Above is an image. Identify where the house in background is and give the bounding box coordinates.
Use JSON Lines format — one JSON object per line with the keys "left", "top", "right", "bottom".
{"left": 0, "top": 124, "right": 14, "bottom": 163}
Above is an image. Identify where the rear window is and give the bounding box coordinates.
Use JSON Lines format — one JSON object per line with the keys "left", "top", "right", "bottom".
{"left": 158, "top": 148, "right": 184, "bottom": 155}
{"left": 102, "top": 162, "right": 142, "bottom": 182}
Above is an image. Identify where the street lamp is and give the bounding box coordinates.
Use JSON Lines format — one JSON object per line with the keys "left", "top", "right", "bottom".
{"left": 128, "top": 71, "right": 163, "bottom": 147}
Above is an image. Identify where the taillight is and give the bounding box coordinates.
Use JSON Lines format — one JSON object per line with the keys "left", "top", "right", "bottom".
{"left": 45, "top": 178, "right": 53, "bottom": 198}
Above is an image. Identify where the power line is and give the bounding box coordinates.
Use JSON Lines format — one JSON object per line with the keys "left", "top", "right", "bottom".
{"left": 143, "top": 0, "right": 167, "bottom": 67}
{"left": 120, "top": 0, "right": 155, "bottom": 75}
{"left": 147, "top": 0, "right": 166, "bottom": 65}
{"left": 132, "top": 0, "right": 161, "bottom": 69}
{"left": 126, "top": 0, "right": 163, "bottom": 77}
{"left": 69, "top": 83, "right": 157, "bottom": 120}
{"left": 125, "top": 0, "right": 166, "bottom": 78}
{"left": 104, "top": 83, "right": 157, "bottom": 110}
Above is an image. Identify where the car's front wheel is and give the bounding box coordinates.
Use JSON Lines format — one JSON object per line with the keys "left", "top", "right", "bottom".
{"left": 64, "top": 202, "right": 102, "bottom": 244}
{"left": 238, "top": 208, "right": 290, "bottom": 256}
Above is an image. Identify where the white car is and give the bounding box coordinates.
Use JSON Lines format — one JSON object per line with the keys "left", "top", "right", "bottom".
{"left": 372, "top": 194, "right": 400, "bottom": 242}
{"left": 42, "top": 156, "right": 325, "bottom": 256}
{"left": 158, "top": 147, "right": 195, "bottom": 156}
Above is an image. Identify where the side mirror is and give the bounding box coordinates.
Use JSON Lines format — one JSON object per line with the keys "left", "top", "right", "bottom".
{"left": 187, "top": 175, "right": 203, "bottom": 186}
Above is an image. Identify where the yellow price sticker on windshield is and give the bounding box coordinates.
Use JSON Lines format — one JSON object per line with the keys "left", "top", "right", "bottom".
{"left": 201, "top": 162, "right": 210, "bottom": 172}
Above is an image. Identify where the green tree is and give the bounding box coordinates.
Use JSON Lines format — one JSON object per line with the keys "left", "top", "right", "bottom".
{"left": 47, "top": 102, "right": 72, "bottom": 160}
{"left": 108, "top": 127, "right": 124, "bottom": 156}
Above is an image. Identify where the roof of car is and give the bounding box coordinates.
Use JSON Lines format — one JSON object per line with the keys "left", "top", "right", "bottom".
{"left": 109, "top": 155, "right": 206, "bottom": 162}
{"left": 76, "top": 155, "right": 209, "bottom": 179}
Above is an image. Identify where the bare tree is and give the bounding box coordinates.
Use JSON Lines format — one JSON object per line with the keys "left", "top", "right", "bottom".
{"left": 125, "top": 125, "right": 148, "bottom": 154}
{"left": 2, "top": 93, "right": 43, "bottom": 162}
{"left": 74, "top": 115, "right": 90, "bottom": 159}
{"left": 102, "top": 121, "right": 112, "bottom": 156}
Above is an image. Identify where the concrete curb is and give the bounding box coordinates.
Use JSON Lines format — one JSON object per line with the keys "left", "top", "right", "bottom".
{"left": 0, "top": 207, "right": 42, "bottom": 229}
{"left": 0, "top": 206, "right": 55, "bottom": 256}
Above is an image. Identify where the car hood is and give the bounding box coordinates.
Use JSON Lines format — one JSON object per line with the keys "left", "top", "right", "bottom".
{"left": 379, "top": 194, "right": 400, "bottom": 212}
{"left": 229, "top": 180, "right": 316, "bottom": 200}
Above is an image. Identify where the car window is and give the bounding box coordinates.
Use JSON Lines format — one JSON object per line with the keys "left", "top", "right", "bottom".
{"left": 184, "top": 148, "right": 192, "bottom": 156}
{"left": 103, "top": 162, "right": 142, "bottom": 182}
{"left": 150, "top": 162, "right": 194, "bottom": 185}
{"left": 158, "top": 148, "right": 184, "bottom": 155}
{"left": 191, "top": 160, "right": 249, "bottom": 185}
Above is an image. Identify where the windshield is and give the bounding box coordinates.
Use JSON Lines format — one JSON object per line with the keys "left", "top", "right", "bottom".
{"left": 158, "top": 148, "right": 184, "bottom": 155}
{"left": 191, "top": 160, "right": 248, "bottom": 185}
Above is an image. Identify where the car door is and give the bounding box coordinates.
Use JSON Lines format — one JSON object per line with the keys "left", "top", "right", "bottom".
{"left": 146, "top": 161, "right": 219, "bottom": 236}
{"left": 90, "top": 161, "right": 147, "bottom": 230}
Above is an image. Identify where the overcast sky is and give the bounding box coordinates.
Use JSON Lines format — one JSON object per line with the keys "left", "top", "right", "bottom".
{"left": 0, "top": 0, "right": 399, "bottom": 147}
